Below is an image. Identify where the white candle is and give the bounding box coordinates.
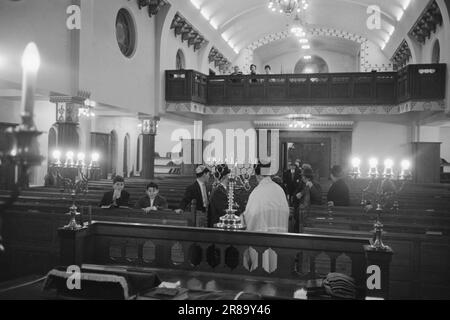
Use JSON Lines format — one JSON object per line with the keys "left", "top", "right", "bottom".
{"left": 21, "top": 42, "right": 41, "bottom": 119}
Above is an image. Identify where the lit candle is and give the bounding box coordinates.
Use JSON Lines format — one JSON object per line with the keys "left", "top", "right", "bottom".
{"left": 53, "top": 150, "right": 61, "bottom": 166}
{"left": 351, "top": 157, "right": 361, "bottom": 178}
{"left": 77, "top": 152, "right": 86, "bottom": 167}
{"left": 66, "top": 151, "right": 74, "bottom": 167}
{"left": 91, "top": 152, "right": 100, "bottom": 168}
{"left": 368, "top": 158, "right": 379, "bottom": 178}
{"left": 21, "top": 42, "right": 41, "bottom": 123}
{"left": 400, "top": 160, "right": 411, "bottom": 180}
{"left": 383, "top": 159, "right": 394, "bottom": 178}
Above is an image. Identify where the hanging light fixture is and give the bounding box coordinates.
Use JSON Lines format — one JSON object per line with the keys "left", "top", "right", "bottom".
{"left": 288, "top": 114, "right": 312, "bottom": 129}
{"left": 268, "top": 0, "right": 309, "bottom": 15}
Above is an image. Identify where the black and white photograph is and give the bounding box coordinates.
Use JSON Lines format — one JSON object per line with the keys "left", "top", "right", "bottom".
{"left": 0, "top": 0, "right": 449, "bottom": 304}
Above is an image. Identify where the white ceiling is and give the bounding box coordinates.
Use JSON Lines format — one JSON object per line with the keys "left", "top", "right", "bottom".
{"left": 194, "top": 0, "right": 408, "bottom": 50}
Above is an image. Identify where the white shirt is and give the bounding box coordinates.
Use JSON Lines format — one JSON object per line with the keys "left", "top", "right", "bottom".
{"left": 150, "top": 198, "right": 154, "bottom": 208}
{"left": 243, "top": 177, "right": 290, "bottom": 233}
{"left": 197, "top": 179, "right": 208, "bottom": 208}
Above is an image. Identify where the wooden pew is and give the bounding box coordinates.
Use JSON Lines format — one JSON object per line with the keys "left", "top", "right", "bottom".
{"left": 58, "top": 221, "right": 393, "bottom": 299}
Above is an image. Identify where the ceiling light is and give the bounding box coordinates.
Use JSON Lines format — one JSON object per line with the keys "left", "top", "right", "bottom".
{"left": 190, "top": 0, "right": 201, "bottom": 10}
{"left": 301, "top": 44, "right": 310, "bottom": 50}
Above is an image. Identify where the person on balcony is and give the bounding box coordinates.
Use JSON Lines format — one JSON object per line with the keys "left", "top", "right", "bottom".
{"left": 327, "top": 165, "right": 350, "bottom": 207}
{"left": 249, "top": 64, "right": 258, "bottom": 83}
{"left": 99, "top": 175, "right": 130, "bottom": 208}
{"left": 135, "top": 182, "right": 168, "bottom": 213}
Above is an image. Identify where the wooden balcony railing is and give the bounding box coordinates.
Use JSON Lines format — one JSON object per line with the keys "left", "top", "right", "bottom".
{"left": 165, "top": 64, "right": 446, "bottom": 106}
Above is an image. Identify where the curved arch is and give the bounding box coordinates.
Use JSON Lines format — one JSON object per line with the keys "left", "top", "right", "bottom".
{"left": 404, "top": 36, "right": 419, "bottom": 64}
{"left": 136, "top": 134, "right": 143, "bottom": 173}
{"left": 176, "top": 49, "right": 186, "bottom": 70}
{"left": 294, "top": 55, "right": 329, "bottom": 73}
{"left": 155, "top": 4, "right": 178, "bottom": 116}
{"left": 123, "top": 133, "right": 130, "bottom": 177}
{"left": 432, "top": 39, "right": 441, "bottom": 63}
{"left": 109, "top": 130, "right": 118, "bottom": 177}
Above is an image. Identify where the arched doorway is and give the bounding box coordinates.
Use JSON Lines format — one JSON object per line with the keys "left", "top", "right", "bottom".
{"left": 432, "top": 40, "right": 440, "bottom": 63}
{"left": 123, "top": 133, "right": 130, "bottom": 177}
{"left": 136, "top": 134, "right": 143, "bottom": 174}
{"left": 109, "top": 130, "right": 118, "bottom": 178}
{"left": 294, "top": 55, "right": 329, "bottom": 74}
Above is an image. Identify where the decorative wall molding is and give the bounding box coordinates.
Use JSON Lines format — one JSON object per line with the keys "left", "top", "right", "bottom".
{"left": 391, "top": 40, "right": 412, "bottom": 70}
{"left": 134, "top": 0, "right": 168, "bottom": 18}
{"left": 208, "top": 47, "right": 232, "bottom": 72}
{"left": 408, "top": 0, "right": 443, "bottom": 45}
{"left": 245, "top": 27, "right": 393, "bottom": 73}
{"left": 254, "top": 120, "right": 354, "bottom": 131}
{"left": 170, "top": 12, "right": 208, "bottom": 52}
{"left": 166, "top": 100, "right": 446, "bottom": 116}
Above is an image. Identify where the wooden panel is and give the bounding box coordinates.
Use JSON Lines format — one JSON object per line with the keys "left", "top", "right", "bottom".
{"left": 412, "top": 142, "right": 441, "bottom": 184}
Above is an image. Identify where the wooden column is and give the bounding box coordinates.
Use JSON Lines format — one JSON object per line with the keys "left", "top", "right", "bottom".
{"left": 50, "top": 96, "right": 84, "bottom": 151}
{"left": 141, "top": 118, "right": 159, "bottom": 180}
{"left": 411, "top": 142, "right": 442, "bottom": 183}
{"left": 58, "top": 227, "right": 89, "bottom": 267}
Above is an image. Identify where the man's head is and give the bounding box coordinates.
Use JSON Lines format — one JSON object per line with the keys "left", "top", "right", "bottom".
{"left": 289, "top": 162, "right": 296, "bottom": 171}
{"left": 250, "top": 64, "right": 257, "bottom": 72}
{"left": 214, "top": 164, "right": 230, "bottom": 182}
{"left": 146, "top": 182, "right": 159, "bottom": 199}
{"left": 112, "top": 176, "right": 125, "bottom": 191}
{"left": 295, "top": 159, "right": 302, "bottom": 168}
{"left": 254, "top": 160, "right": 271, "bottom": 183}
{"left": 302, "top": 167, "right": 314, "bottom": 182}
{"left": 330, "top": 165, "right": 344, "bottom": 182}
{"left": 264, "top": 65, "right": 271, "bottom": 74}
{"left": 196, "top": 165, "right": 210, "bottom": 183}
{"left": 233, "top": 66, "right": 240, "bottom": 73}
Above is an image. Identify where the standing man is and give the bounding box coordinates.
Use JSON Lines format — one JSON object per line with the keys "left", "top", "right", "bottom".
{"left": 242, "top": 161, "right": 290, "bottom": 233}
{"left": 208, "top": 164, "right": 231, "bottom": 227}
{"left": 283, "top": 162, "right": 302, "bottom": 205}
{"left": 175, "top": 165, "right": 211, "bottom": 214}
{"left": 327, "top": 165, "right": 350, "bottom": 207}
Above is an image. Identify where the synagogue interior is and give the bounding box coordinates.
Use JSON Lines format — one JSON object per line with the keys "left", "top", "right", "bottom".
{"left": 0, "top": 0, "right": 449, "bottom": 301}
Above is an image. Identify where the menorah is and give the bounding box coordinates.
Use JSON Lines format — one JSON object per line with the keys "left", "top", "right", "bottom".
{"left": 49, "top": 150, "right": 101, "bottom": 230}
{"left": 207, "top": 159, "right": 255, "bottom": 230}
{"left": 349, "top": 157, "right": 412, "bottom": 251}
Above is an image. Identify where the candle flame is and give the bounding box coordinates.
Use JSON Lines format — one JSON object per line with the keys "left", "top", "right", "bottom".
{"left": 21, "top": 42, "right": 41, "bottom": 73}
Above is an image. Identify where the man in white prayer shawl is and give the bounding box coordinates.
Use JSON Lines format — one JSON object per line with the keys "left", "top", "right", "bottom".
{"left": 242, "top": 161, "right": 290, "bottom": 233}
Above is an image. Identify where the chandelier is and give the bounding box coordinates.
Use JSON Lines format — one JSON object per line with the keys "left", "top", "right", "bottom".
{"left": 268, "top": 0, "right": 309, "bottom": 15}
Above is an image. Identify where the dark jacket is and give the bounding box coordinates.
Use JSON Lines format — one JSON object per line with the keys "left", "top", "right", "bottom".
{"left": 99, "top": 190, "right": 130, "bottom": 207}
{"left": 327, "top": 179, "right": 350, "bottom": 206}
{"left": 283, "top": 169, "right": 302, "bottom": 195}
{"left": 135, "top": 194, "right": 168, "bottom": 210}
{"left": 179, "top": 181, "right": 209, "bottom": 212}
{"left": 294, "top": 181, "right": 323, "bottom": 207}
{"left": 208, "top": 184, "right": 228, "bottom": 228}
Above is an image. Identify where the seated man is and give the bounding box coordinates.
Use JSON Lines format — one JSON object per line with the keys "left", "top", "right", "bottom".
{"left": 327, "top": 165, "right": 350, "bottom": 207}
{"left": 99, "top": 176, "right": 130, "bottom": 208}
{"left": 135, "top": 182, "right": 168, "bottom": 213}
{"left": 175, "top": 165, "right": 211, "bottom": 214}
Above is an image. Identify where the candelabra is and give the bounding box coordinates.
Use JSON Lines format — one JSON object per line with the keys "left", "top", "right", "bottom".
{"left": 207, "top": 159, "right": 255, "bottom": 231}
{"left": 0, "top": 43, "right": 43, "bottom": 254}
{"left": 49, "top": 150, "right": 100, "bottom": 230}
{"left": 349, "top": 157, "right": 412, "bottom": 251}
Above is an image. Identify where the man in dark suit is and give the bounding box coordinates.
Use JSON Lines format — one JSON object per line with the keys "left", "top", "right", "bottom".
{"left": 99, "top": 176, "right": 130, "bottom": 208}
{"left": 135, "top": 182, "right": 168, "bottom": 213}
{"left": 208, "top": 164, "right": 230, "bottom": 227}
{"left": 327, "top": 165, "right": 350, "bottom": 207}
{"left": 283, "top": 162, "right": 302, "bottom": 205}
{"left": 175, "top": 165, "right": 211, "bottom": 214}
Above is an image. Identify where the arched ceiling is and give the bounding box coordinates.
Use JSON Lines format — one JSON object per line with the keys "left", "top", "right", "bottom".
{"left": 190, "top": 0, "right": 411, "bottom": 52}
